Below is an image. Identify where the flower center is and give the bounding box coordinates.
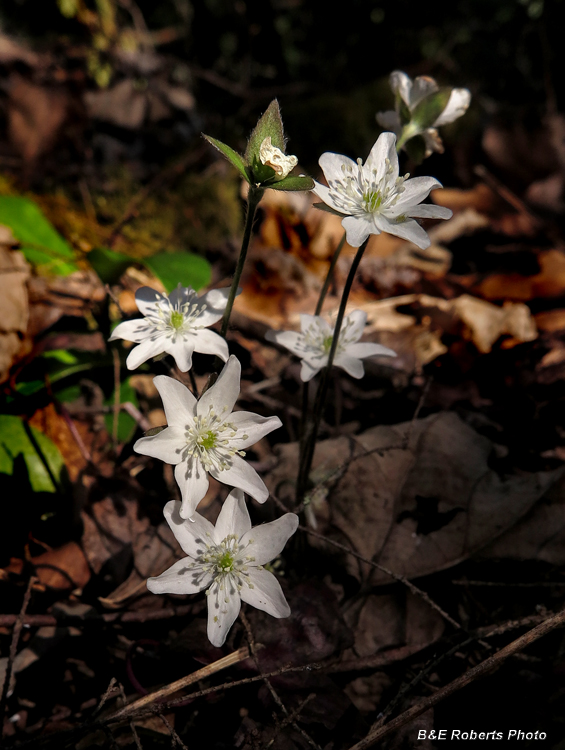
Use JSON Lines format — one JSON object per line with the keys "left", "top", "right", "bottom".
{"left": 363, "top": 190, "right": 382, "bottom": 212}
{"left": 325, "top": 158, "right": 410, "bottom": 217}
{"left": 170, "top": 310, "right": 185, "bottom": 330}
{"left": 217, "top": 551, "right": 235, "bottom": 571}
{"left": 322, "top": 334, "right": 333, "bottom": 353}
{"left": 184, "top": 408, "right": 247, "bottom": 472}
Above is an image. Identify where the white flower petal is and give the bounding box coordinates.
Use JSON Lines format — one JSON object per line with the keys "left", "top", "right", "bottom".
{"left": 134, "top": 286, "right": 165, "bottom": 317}
{"left": 125, "top": 334, "right": 168, "bottom": 370}
{"left": 345, "top": 342, "right": 396, "bottom": 359}
{"left": 265, "top": 329, "right": 302, "bottom": 356}
{"left": 365, "top": 132, "right": 398, "bottom": 184}
{"left": 341, "top": 215, "right": 375, "bottom": 248}
{"left": 405, "top": 204, "right": 453, "bottom": 220}
{"left": 410, "top": 75, "right": 439, "bottom": 108}
{"left": 213, "top": 489, "right": 251, "bottom": 543}
{"left": 343, "top": 309, "right": 367, "bottom": 341}
{"left": 168, "top": 285, "right": 196, "bottom": 308}
{"left": 191, "top": 328, "right": 229, "bottom": 361}
{"left": 109, "top": 319, "right": 152, "bottom": 343}
{"left": 133, "top": 426, "right": 185, "bottom": 464}
{"left": 166, "top": 337, "right": 196, "bottom": 372}
{"left": 240, "top": 568, "right": 290, "bottom": 618}
{"left": 211, "top": 455, "right": 269, "bottom": 503}
{"left": 240, "top": 513, "right": 298, "bottom": 566}
{"left": 207, "top": 580, "right": 241, "bottom": 647}
{"left": 197, "top": 287, "right": 231, "bottom": 327}
{"left": 374, "top": 215, "right": 431, "bottom": 249}
{"left": 147, "top": 558, "right": 213, "bottom": 595}
{"left": 175, "top": 459, "right": 210, "bottom": 519}
{"left": 153, "top": 375, "right": 197, "bottom": 429}
{"left": 434, "top": 88, "right": 471, "bottom": 127}
{"left": 311, "top": 181, "right": 348, "bottom": 214}
{"left": 230, "top": 412, "right": 282, "bottom": 449}
{"left": 300, "top": 360, "right": 320, "bottom": 382}
{"left": 163, "top": 499, "right": 215, "bottom": 557}
{"left": 390, "top": 70, "right": 412, "bottom": 107}
{"left": 198, "top": 355, "right": 240, "bottom": 419}
{"left": 376, "top": 110, "right": 401, "bottom": 134}
{"left": 301, "top": 313, "right": 331, "bottom": 336}
{"left": 333, "top": 353, "right": 365, "bottom": 378}
{"left": 389, "top": 176, "right": 443, "bottom": 212}
{"left": 318, "top": 152, "right": 358, "bottom": 181}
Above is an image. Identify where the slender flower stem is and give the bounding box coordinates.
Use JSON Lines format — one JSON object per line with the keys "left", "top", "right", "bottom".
{"left": 314, "top": 232, "right": 346, "bottom": 316}
{"left": 299, "top": 231, "right": 347, "bottom": 450}
{"left": 296, "top": 238, "right": 369, "bottom": 505}
{"left": 220, "top": 186, "right": 264, "bottom": 338}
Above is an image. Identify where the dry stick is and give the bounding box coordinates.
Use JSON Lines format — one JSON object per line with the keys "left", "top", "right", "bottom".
{"left": 155, "top": 708, "right": 188, "bottom": 750}
{"left": 107, "top": 646, "right": 250, "bottom": 723}
{"left": 265, "top": 694, "right": 317, "bottom": 749}
{"left": 0, "top": 604, "right": 192, "bottom": 628}
{"left": 346, "top": 607, "right": 565, "bottom": 750}
{"left": 117, "top": 683, "right": 143, "bottom": 750}
{"left": 240, "top": 611, "right": 323, "bottom": 750}
{"left": 0, "top": 577, "right": 36, "bottom": 732}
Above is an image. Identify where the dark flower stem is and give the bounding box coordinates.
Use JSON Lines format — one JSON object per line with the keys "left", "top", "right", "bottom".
{"left": 296, "top": 238, "right": 369, "bottom": 506}
{"left": 220, "top": 186, "right": 264, "bottom": 338}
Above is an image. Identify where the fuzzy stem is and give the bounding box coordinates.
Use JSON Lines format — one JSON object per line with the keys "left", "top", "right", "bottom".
{"left": 220, "top": 186, "right": 264, "bottom": 338}
{"left": 295, "top": 238, "right": 369, "bottom": 505}
{"left": 315, "top": 231, "right": 346, "bottom": 316}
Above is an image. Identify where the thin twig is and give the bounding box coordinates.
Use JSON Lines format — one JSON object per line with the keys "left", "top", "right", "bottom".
{"left": 346, "top": 607, "right": 565, "bottom": 750}
{"left": 0, "top": 604, "right": 193, "bottom": 628}
{"left": 240, "top": 610, "right": 323, "bottom": 750}
{"left": 118, "top": 683, "right": 143, "bottom": 750}
{"left": 0, "top": 577, "right": 36, "bottom": 733}
{"left": 155, "top": 708, "right": 187, "bottom": 750}
{"left": 107, "top": 646, "right": 250, "bottom": 723}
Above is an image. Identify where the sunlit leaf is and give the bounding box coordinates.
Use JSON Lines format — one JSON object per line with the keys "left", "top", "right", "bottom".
{"left": 202, "top": 135, "right": 250, "bottom": 183}
{"left": 88, "top": 246, "right": 133, "bottom": 284}
{"left": 0, "top": 196, "right": 78, "bottom": 275}
{"left": 143, "top": 251, "right": 212, "bottom": 293}
{"left": 269, "top": 175, "right": 315, "bottom": 192}
{"left": 0, "top": 415, "right": 65, "bottom": 493}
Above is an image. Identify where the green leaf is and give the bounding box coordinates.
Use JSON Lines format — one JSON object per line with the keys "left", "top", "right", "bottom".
{"left": 0, "top": 196, "right": 78, "bottom": 275}
{"left": 104, "top": 377, "right": 139, "bottom": 443}
{"left": 269, "top": 175, "right": 315, "bottom": 192}
{"left": 143, "top": 252, "right": 212, "bottom": 293}
{"left": 410, "top": 89, "right": 451, "bottom": 131}
{"left": 404, "top": 134, "right": 427, "bottom": 165}
{"left": 0, "top": 415, "right": 65, "bottom": 493}
{"left": 202, "top": 135, "right": 250, "bottom": 182}
{"left": 245, "top": 100, "right": 285, "bottom": 164}
{"left": 88, "top": 246, "right": 133, "bottom": 284}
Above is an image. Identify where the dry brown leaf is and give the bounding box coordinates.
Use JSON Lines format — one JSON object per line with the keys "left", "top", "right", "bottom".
{"left": 267, "top": 413, "right": 561, "bottom": 583}
{"left": 534, "top": 309, "right": 565, "bottom": 332}
{"left": 84, "top": 79, "right": 147, "bottom": 129}
{"left": 0, "top": 244, "right": 29, "bottom": 382}
{"left": 477, "top": 249, "right": 565, "bottom": 302}
{"left": 7, "top": 74, "right": 71, "bottom": 164}
{"left": 479, "top": 473, "right": 565, "bottom": 566}
{"left": 431, "top": 183, "right": 499, "bottom": 214}
{"left": 32, "top": 541, "right": 90, "bottom": 590}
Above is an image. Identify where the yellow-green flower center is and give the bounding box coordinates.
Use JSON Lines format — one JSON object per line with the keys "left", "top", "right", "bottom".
{"left": 217, "top": 551, "right": 235, "bottom": 571}
{"left": 170, "top": 311, "right": 185, "bottom": 330}
{"left": 322, "top": 335, "right": 333, "bottom": 353}
{"left": 199, "top": 430, "right": 217, "bottom": 450}
{"left": 364, "top": 190, "right": 382, "bottom": 212}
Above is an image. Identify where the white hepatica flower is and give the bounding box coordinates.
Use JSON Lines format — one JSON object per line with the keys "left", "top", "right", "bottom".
{"left": 134, "top": 355, "right": 282, "bottom": 518}
{"left": 377, "top": 70, "right": 471, "bottom": 156}
{"left": 313, "top": 132, "right": 452, "bottom": 249}
{"left": 109, "top": 285, "right": 231, "bottom": 372}
{"left": 266, "top": 310, "right": 396, "bottom": 382}
{"left": 259, "top": 136, "right": 298, "bottom": 179}
{"left": 147, "top": 490, "right": 298, "bottom": 647}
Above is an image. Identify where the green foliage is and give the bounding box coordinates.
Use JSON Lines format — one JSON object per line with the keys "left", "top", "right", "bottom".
{"left": 269, "top": 175, "right": 315, "bottom": 192}
{"left": 410, "top": 89, "right": 452, "bottom": 131}
{"left": 404, "top": 135, "right": 427, "bottom": 165}
{"left": 143, "top": 251, "right": 212, "bottom": 293}
{"left": 0, "top": 415, "right": 65, "bottom": 493}
{"left": 104, "top": 377, "right": 139, "bottom": 443}
{"left": 0, "top": 196, "right": 79, "bottom": 275}
{"left": 88, "top": 246, "right": 133, "bottom": 284}
{"left": 202, "top": 135, "right": 250, "bottom": 183}
{"left": 245, "top": 100, "right": 286, "bottom": 162}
